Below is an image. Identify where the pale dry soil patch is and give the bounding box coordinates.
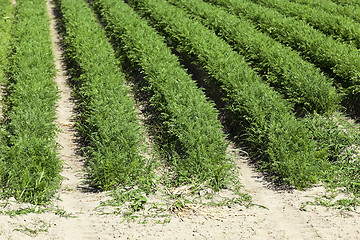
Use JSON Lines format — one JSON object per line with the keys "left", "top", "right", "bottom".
{"left": 0, "top": 0, "right": 359, "bottom": 239}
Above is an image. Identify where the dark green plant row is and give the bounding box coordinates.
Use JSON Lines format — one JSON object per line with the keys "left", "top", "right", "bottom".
{"left": 0, "top": 0, "right": 61, "bottom": 203}
{"left": 127, "top": 0, "right": 326, "bottom": 189}
{"left": 169, "top": 0, "right": 339, "bottom": 115}
{"left": 331, "top": 0, "right": 360, "bottom": 7}
{"left": 204, "top": 0, "right": 360, "bottom": 99}
{"left": 92, "top": 0, "right": 230, "bottom": 188}
{"left": 288, "top": 0, "right": 360, "bottom": 24}
{"left": 170, "top": 0, "right": 360, "bottom": 196}
{"left": 250, "top": 0, "right": 360, "bottom": 49}
{"left": 0, "top": 0, "right": 15, "bottom": 84}
{"left": 57, "top": 0, "right": 152, "bottom": 191}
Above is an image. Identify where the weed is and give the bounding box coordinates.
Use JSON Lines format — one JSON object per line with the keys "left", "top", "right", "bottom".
{"left": 54, "top": 208, "right": 77, "bottom": 218}
{"left": 13, "top": 220, "right": 49, "bottom": 237}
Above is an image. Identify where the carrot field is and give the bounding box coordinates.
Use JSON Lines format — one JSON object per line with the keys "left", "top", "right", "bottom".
{"left": 0, "top": 0, "right": 359, "bottom": 221}
{"left": 1, "top": 0, "right": 360, "bottom": 238}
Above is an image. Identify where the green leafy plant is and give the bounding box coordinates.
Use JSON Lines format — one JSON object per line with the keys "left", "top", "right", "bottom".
{"left": 0, "top": 0, "right": 15, "bottom": 84}
{"left": 331, "top": 0, "right": 360, "bottom": 7}
{"left": 169, "top": 0, "right": 340, "bottom": 114}
{"left": 0, "top": 0, "right": 62, "bottom": 204}
{"left": 205, "top": 0, "right": 360, "bottom": 103}
{"left": 302, "top": 112, "right": 360, "bottom": 202}
{"left": 92, "top": 0, "right": 231, "bottom": 189}
{"left": 13, "top": 220, "right": 49, "bottom": 237}
{"left": 56, "top": 0, "right": 153, "bottom": 191}
{"left": 250, "top": 0, "right": 360, "bottom": 49}
{"left": 287, "top": 0, "right": 360, "bottom": 25}
{"left": 127, "top": 0, "right": 326, "bottom": 189}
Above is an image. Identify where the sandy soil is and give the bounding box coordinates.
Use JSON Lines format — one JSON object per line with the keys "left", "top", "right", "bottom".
{"left": 0, "top": 0, "right": 359, "bottom": 239}
{"left": 1, "top": 147, "right": 360, "bottom": 240}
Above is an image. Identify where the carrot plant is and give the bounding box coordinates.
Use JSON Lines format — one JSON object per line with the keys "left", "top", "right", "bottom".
{"left": 0, "top": 0, "right": 15, "bottom": 84}
{"left": 331, "top": 0, "right": 360, "bottom": 7}
{"left": 250, "top": 0, "right": 360, "bottom": 49}
{"left": 92, "top": 0, "right": 230, "bottom": 189}
{"left": 200, "top": 0, "right": 360, "bottom": 195}
{"left": 56, "top": 0, "right": 152, "bottom": 191}
{"left": 169, "top": 0, "right": 340, "bottom": 115}
{"left": 0, "top": 0, "right": 61, "bottom": 203}
{"left": 128, "top": 0, "right": 326, "bottom": 189}
{"left": 204, "top": 0, "right": 360, "bottom": 109}
{"left": 288, "top": 0, "right": 360, "bottom": 24}
{"left": 302, "top": 112, "right": 360, "bottom": 197}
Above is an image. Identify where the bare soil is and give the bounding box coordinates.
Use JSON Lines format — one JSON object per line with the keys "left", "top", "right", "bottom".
{"left": 0, "top": 0, "right": 359, "bottom": 239}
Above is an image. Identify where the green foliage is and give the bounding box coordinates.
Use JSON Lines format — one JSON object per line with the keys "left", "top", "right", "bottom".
{"left": 304, "top": 113, "right": 360, "bottom": 163}
{"left": 128, "top": 0, "right": 325, "bottom": 189}
{"left": 57, "top": 0, "right": 152, "bottom": 190}
{"left": 93, "top": 0, "right": 230, "bottom": 188}
{"left": 14, "top": 220, "right": 49, "bottom": 237}
{"left": 303, "top": 112, "right": 360, "bottom": 195}
{"left": 0, "top": 0, "right": 14, "bottom": 84}
{"left": 250, "top": 0, "right": 360, "bottom": 49}
{"left": 0, "top": 0, "right": 61, "bottom": 203}
{"left": 95, "top": 187, "right": 152, "bottom": 219}
{"left": 169, "top": 0, "right": 340, "bottom": 114}
{"left": 331, "top": 0, "right": 360, "bottom": 7}
{"left": 103, "top": 187, "right": 148, "bottom": 211}
{"left": 288, "top": 0, "right": 360, "bottom": 24}
{"left": 204, "top": 0, "right": 360, "bottom": 100}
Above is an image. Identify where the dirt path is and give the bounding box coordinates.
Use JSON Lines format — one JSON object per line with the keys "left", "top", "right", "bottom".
{"left": 0, "top": 0, "right": 359, "bottom": 239}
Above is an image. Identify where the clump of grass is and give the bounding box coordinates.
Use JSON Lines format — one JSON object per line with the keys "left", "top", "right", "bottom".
{"left": 13, "top": 220, "right": 49, "bottom": 237}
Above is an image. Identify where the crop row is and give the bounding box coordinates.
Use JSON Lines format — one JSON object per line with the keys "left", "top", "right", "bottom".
{"left": 250, "top": 0, "right": 360, "bottom": 49}
{"left": 2, "top": 0, "right": 359, "bottom": 203}
{"left": 169, "top": 0, "right": 339, "bottom": 114}
{"left": 0, "top": 0, "right": 61, "bottom": 203}
{"left": 93, "top": 0, "right": 230, "bottom": 188}
{"left": 127, "top": 0, "right": 327, "bottom": 188}
{"left": 0, "top": 0, "right": 14, "bottom": 84}
{"left": 204, "top": 0, "right": 360, "bottom": 102}
{"left": 57, "top": 0, "right": 152, "bottom": 190}
{"left": 288, "top": 0, "right": 360, "bottom": 24}
{"left": 169, "top": 0, "right": 360, "bottom": 194}
{"left": 332, "top": 0, "right": 360, "bottom": 7}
